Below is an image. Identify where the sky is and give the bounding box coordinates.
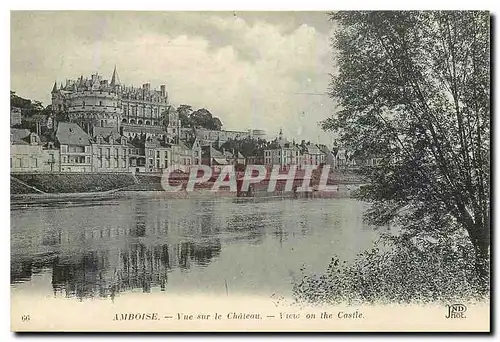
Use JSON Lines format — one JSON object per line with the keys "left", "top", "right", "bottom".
{"left": 11, "top": 11, "right": 337, "bottom": 144}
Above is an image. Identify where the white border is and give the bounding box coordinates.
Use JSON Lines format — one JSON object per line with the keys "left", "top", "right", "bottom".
{"left": 2, "top": 1, "right": 497, "bottom": 341}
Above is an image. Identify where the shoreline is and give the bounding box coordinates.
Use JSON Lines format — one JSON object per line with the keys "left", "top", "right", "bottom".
{"left": 11, "top": 186, "right": 361, "bottom": 205}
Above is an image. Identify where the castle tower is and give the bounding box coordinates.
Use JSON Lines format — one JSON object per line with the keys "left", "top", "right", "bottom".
{"left": 51, "top": 80, "right": 66, "bottom": 114}
{"left": 110, "top": 65, "right": 121, "bottom": 87}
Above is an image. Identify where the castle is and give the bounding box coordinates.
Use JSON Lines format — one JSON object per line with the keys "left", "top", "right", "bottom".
{"left": 50, "top": 66, "right": 180, "bottom": 140}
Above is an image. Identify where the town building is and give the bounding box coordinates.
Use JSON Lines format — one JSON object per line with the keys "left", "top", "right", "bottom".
{"left": 91, "top": 127, "right": 131, "bottom": 172}
{"left": 318, "top": 144, "right": 336, "bottom": 166}
{"left": 264, "top": 130, "right": 300, "bottom": 169}
{"left": 10, "top": 129, "right": 59, "bottom": 172}
{"left": 178, "top": 141, "right": 193, "bottom": 169}
{"left": 332, "top": 147, "right": 356, "bottom": 168}
{"left": 183, "top": 137, "right": 202, "bottom": 166}
{"left": 143, "top": 136, "right": 173, "bottom": 173}
{"left": 55, "top": 122, "right": 93, "bottom": 172}
{"left": 300, "top": 142, "right": 326, "bottom": 166}
{"left": 201, "top": 145, "right": 228, "bottom": 168}
{"left": 245, "top": 155, "right": 264, "bottom": 165}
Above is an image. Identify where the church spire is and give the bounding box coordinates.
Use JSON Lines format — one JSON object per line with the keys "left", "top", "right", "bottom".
{"left": 51, "top": 81, "right": 57, "bottom": 93}
{"left": 110, "top": 65, "right": 121, "bottom": 87}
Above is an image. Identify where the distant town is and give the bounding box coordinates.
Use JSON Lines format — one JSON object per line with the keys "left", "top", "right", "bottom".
{"left": 10, "top": 67, "right": 379, "bottom": 177}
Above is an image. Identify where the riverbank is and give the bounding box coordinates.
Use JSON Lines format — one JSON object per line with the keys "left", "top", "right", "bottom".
{"left": 10, "top": 169, "right": 365, "bottom": 202}
{"left": 11, "top": 172, "right": 137, "bottom": 194}
{"left": 11, "top": 186, "right": 361, "bottom": 206}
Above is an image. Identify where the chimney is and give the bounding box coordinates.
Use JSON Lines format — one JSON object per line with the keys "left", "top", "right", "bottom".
{"left": 160, "top": 85, "right": 166, "bottom": 97}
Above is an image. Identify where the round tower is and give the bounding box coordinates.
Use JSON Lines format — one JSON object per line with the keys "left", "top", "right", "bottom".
{"left": 65, "top": 73, "right": 123, "bottom": 132}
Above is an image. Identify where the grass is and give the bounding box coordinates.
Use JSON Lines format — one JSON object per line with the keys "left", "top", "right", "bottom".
{"left": 11, "top": 173, "right": 136, "bottom": 194}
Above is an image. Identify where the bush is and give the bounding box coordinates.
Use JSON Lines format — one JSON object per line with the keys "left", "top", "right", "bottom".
{"left": 293, "top": 230, "right": 489, "bottom": 305}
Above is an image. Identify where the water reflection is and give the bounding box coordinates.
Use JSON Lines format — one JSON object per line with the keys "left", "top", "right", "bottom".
{"left": 11, "top": 195, "right": 377, "bottom": 300}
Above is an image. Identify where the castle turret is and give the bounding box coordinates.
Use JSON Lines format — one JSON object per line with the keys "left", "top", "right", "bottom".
{"left": 110, "top": 65, "right": 121, "bottom": 87}
{"left": 51, "top": 81, "right": 58, "bottom": 93}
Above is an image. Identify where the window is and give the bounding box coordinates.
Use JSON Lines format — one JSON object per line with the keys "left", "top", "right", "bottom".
{"left": 99, "top": 158, "right": 103, "bottom": 168}
{"left": 86, "top": 157, "right": 90, "bottom": 163}
{"left": 98, "top": 148, "right": 102, "bottom": 157}
{"left": 61, "top": 145, "right": 67, "bottom": 153}
{"left": 82, "top": 101, "right": 85, "bottom": 108}
{"left": 99, "top": 101, "right": 103, "bottom": 106}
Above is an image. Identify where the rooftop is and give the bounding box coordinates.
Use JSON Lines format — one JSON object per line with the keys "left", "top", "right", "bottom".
{"left": 56, "top": 122, "right": 91, "bottom": 146}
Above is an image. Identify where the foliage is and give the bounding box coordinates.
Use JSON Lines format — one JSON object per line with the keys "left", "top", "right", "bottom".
{"left": 176, "top": 104, "right": 193, "bottom": 128}
{"left": 11, "top": 91, "right": 48, "bottom": 117}
{"left": 220, "top": 137, "right": 268, "bottom": 157}
{"left": 293, "top": 229, "right": 488, "bottom": 305}
{"left": 321, "top": 11, "right": 490, "bottom": 285}
{"left": 191, "top": 108, "right": 223, "bottom": 130}
{"left": 176, "top": 105, "right": 224, "bottom": 130}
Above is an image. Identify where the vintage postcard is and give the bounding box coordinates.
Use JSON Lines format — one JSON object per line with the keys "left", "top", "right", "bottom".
{"left": 10, "top": 10, "right": 490, "bottom": 332}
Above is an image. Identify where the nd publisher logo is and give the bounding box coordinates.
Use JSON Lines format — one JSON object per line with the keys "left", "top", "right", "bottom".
{"left": 445, "top": 304, "right": 467, "bottom": 319}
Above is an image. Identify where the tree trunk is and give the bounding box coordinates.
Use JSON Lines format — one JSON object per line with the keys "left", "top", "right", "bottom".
{"left": 471, "top": 229, "right": 490, "bottom": 294}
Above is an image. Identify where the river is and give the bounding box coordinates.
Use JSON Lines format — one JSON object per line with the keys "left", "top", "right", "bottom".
{"left": 10, "top": 192, "right": 379, "bottom": 301}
